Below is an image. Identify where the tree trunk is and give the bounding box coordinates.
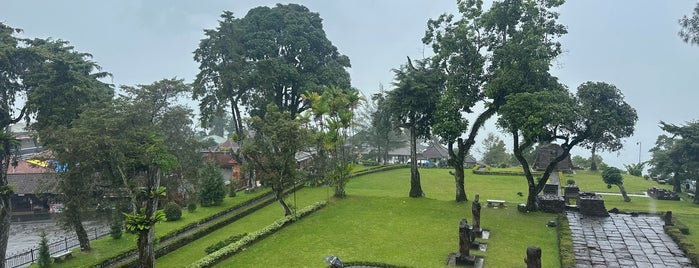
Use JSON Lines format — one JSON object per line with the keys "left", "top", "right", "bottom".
{"left": 590, "top": 144, "right": 597, "bottom": 171}
{"left": 526, "top": 184, "right": 539, "bottom": 211}
{"left": 274, "top": 187, "right": 292, "bottom": 216}
{"left": 453, "top": 167, "right": 466, "bottom": 202}
{"left": 137, "top": 228, "right": 156, "bottom": 268}
{"left": 448, "top": 140, "right": 467, "bottom": 202}
{"left": 137, "top": 170, "right": 161, "bottom": 268}
{"left": 694, "top": 184, "right": 699, "bottom": 204}
{"left": 617, "top": 183, "right": 631, "bottom": 202}
{"left": 673, "top": 174, "right": 682, "bottom": 193}
{"left": 65, "top": 202, "right": 90, "bottom": 251}
{"left": 0, "top": 192, "right": 10, "bottom": 268}
{"left": 408, "top": 126, "right": 423, "bottom": 198}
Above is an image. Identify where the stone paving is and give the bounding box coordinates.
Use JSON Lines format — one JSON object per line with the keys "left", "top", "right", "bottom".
{"left": 567, "top": 211, "right": 694, "bottom": 267}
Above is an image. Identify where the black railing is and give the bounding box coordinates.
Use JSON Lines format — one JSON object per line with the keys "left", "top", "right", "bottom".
{"left": 4, "top": 225, "right": 110, "bottom": 268}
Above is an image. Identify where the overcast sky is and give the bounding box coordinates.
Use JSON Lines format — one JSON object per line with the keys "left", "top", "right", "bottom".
{"left": 2, "top": 1, "right": 698, "bottom": 169}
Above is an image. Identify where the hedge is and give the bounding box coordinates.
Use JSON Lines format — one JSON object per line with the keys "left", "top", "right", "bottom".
{"left": 187, "top": 201, "right": 328, "bottom": 268}
{"left": 664, "top": 215, "right": 698, "bottom": 267}
{"left": 557, "top": 213, "right": 575, "bottom": 268}
{"left": 342, "top": 261, "right": 411, "bottom": 268}
{"left": 205, "top": 233, "right": 248, "bottom": 254}
{"left": 350, "top": 164, "right": 408, "bottom": 178}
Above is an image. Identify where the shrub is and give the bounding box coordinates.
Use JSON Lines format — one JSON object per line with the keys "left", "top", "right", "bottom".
{"left": 110, "top": 209, "right": 123, "bottom": 239}
{"left": 164, "top": 202, "right": 182, "bottom": 221}
{"left": 187, "top": 201, "right": 197, "bottom": 213}
{"left": 228, "top": 182, "right": 237, "bottom": 198}
{"left": 200, "top": 162, "right": 226, "bottom": 207}
{"left": 566, "top": 179, "right": 575, "bottom": 185}
{"left": 38, "top": 231, "right": 51, "bottom": 268}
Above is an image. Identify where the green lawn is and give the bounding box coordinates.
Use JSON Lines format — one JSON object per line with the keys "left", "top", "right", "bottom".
{"left": 43, "top": 167, "right": 699, "bottom": 268}
{"left": 215, "top": 168, "right": 559, "bottom": 267}
{"left": 157, "top": 187, "right": 330, "bottom": 267}
{"left": 562, "top": 170, "right": 672, "bottom": 194}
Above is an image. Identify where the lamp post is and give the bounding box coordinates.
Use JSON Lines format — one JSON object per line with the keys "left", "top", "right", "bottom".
{"left": 636, "top": 141, "right": 641, "bottom": 165}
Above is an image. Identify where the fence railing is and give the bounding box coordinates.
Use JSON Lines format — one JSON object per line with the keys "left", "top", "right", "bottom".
{"left": 4, "top": 225, "right": 110, "bottom": 268}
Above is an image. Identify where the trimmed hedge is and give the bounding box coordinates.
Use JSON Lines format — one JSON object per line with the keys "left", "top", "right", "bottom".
{"left": 350, "top": 164, "right": 408, "bottom": 178}
{"left": 664, "top": 216, "right": 698, "bottom": 267}
{"left": 187, "top": 201, "right": 328, "bottom": 268}
{"left": 342, "top": 261, "right": 410, "bottom": 268}
{"left": 557, "top": 213, "right": 575, "bottom": 268}
{"left": 205, "top": 233, "right": 248, "bottom": 254}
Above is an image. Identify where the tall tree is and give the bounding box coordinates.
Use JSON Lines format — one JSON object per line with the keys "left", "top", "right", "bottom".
{"left": 386, "top": 57, "right": 443, "bottom": 198}
{"left": 303, "top": 86, "right": 360, "bottom": 197}
{"left": 53, "top": 79, "right": 190, "bottom": 268}
{"left": 425, "top": 0, "right": 569, "bottom": 202}
{"left": 425, "top": 0, "right": 486, "bottom": 202}
{"left": 194, "top": 5, "right": 351, "bottom": 188}
{"left": 499, "top": 82, "right": 637, "bottom": 211}
{"left": 28, "top": 39, "right": 114, "bottom": 252}
{"left": 242, "top": 105, "right": 306, "bottom": 215}
{"left": 649, "top": 121, "right": 699, "bottom": 200}
{"left": 0, "top": 22, "right": 114, "bottom": 262}
{"left": 480, "top": 133, "right": 509, "bottom": 167}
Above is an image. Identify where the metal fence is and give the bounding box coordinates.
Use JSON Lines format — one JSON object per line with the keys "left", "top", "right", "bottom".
{"left": 4, "top": 225, "right": 110, "bottom": 268}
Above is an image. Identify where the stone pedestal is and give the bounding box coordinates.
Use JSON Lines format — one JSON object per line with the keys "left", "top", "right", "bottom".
{"left": 564, "top": 185, "right": 579, "bottom": 205}
{"left": 537, "top": 194, "right": 565, "bottom": 213}
{"left": 578, "top": 192, "right": 609, "bottom": 217}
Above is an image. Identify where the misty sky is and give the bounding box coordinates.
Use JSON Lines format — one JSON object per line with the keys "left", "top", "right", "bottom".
{"left": 2, "top": 1, "right": 698, "bottom": 169}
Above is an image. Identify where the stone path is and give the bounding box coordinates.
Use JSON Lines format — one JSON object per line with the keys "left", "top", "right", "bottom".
{"left": 567, "top": 211, "right": 694, "bottom": 267}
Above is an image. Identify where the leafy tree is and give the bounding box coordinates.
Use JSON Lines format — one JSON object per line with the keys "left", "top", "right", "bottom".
{"left": 571, "top": 154, "right": 605, "bottom": 170}
{"left": 386, "top": 57, "right": 443, "bottom": 198}
{"left": 199, "top": 162, "right": 226, "bottom": 207}
{"left": 194, "top": 5, "right": 350, "bottom": 190}
{"left": 648, "top": 121, "right": 699, "bottom": 201}
{"left": 424, "top": 1, "right": 486, "bottom": 202}
{"left": 0, "top": 22, "right": 114, "bottom": 259}
{"left": 348, "top": 86, "right": 405, "bottom": 164}
{"left": 480, "top": 133, "right": 509, "bottom": 167}
{"left": 624, "top": 162, "right": 645, "bottom": 177}
{"left": 242, "top": 105, "right": 306, "bottom": 216}
{"left": 602, "top": 167, "right": 631, "bottom": 202}
{"left": 37, "top": 231, "right": 51, "bottom": 268}
{"left": 680, "top": 3, "right": 699, "bottom": 45}
{"left": 499, "top": 82, "right": 637, "bottom": 211}
{"left": 52, "top": 79, "right": 188, "bottom": 268}
{"left": 303, "top": 86, "right": 360, "bottom": 197}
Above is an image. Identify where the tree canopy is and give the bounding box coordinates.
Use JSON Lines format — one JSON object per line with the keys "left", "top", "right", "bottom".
{"left": 193, "top": 4, "right": 351, "bottom": 122}
{"left": 499, "top": 81, "right": 637, "bottom": 211}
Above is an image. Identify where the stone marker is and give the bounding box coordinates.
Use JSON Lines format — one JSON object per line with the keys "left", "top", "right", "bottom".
{"left": 524, "top": 246, "right": 541, "bottom": 268}
{"left": 472, "top": 194, "right": 481, "bottom": 232}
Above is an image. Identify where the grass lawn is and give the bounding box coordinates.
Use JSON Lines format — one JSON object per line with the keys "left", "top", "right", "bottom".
{"left": 156, "top": 187, "right": 331, "bottom": 267}
{"left": 216, "top": 168, "right": 559, "bottom": 267}
{"left": 562, "top": 170, "right": 672, "bottom": 194}
{"left": 44, "top": 189, "right": 270, "bottom": 268}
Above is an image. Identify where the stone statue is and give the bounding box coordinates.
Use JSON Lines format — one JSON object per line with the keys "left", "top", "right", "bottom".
{"left": 524, "top": 246, "right": 542, "bottom": 268}
{"left": 472, "top": 194, "right": 481, "bottom": 231}
{"left": 458, "top": 218, "right": 470, "bottom": 257}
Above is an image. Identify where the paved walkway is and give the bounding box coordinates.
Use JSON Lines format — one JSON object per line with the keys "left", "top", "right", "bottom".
{"left": 567, "top": 211, "right": 693, "bottom": 268}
